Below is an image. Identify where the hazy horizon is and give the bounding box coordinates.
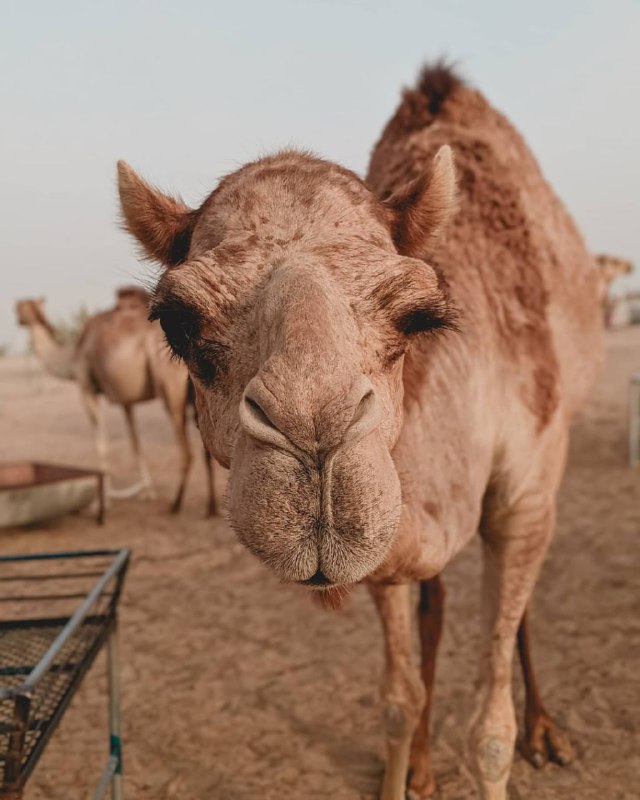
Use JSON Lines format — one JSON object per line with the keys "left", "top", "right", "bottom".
{"left": 2, "top": 0, "right": 639, "bottom": 352}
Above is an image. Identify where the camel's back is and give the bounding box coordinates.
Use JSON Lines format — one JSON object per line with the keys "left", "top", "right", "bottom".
{"left": 75, "top": 294, "right": 186, "bottom": 404}
{"left": 368, "top": 66, "right": 603, "bottom": 420}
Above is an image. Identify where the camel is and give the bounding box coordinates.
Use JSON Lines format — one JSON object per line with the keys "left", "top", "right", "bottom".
{"left": 14, "top": 298, "right": 76, "bottom": 380}
{"left": 594, "top": 254, "right": 634, "bottom": 327}
{"left": 117, "top": 63, "right": 603, "bottom": 799}
{"left": 595, "top": 253, "right": 633, "bottom": 289}
{"left": 16, "top": 290, "right": 216, "bottom": 515}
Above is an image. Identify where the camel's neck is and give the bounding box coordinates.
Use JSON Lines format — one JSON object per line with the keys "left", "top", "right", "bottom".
{"left": 28, "top": 322, "right": 75, "bottom": 380}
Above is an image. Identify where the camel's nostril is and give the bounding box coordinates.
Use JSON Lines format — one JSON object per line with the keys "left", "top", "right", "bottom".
{"left": 342, "top": 383, "right": 379, "bottom": 445}
{"left": 239, "top": 391, "right": 293, "bottom": 449}
{"left": 244, "top": 396, "right": 277, "bottom": 430}
{"left": 353, "top": 389, "right": 375, "bottom": 420}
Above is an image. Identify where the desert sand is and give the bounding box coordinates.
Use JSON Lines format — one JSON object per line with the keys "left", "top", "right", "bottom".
{"left": 0, "top": 327, "right": 638, "bottom": 800}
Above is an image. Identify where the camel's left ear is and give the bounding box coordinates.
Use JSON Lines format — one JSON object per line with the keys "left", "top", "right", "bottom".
{"left": 117, "top": 161, "right": 198, "bottom": 267}
{"left": 384, "top": 145, "right": 457, "bottom": 258}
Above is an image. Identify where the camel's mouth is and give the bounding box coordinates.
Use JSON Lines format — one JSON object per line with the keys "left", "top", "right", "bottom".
{"left": 298, "top": 568, "right": 333, "bottom": 587}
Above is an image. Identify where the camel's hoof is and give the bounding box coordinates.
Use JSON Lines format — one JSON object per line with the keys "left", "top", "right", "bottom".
{"left": 407, "top": 779, "right": 436, "bottom": 799}
{"left": 136, "top": 479, "right": 157, "bottom": 501}
{"left": 407, "top": 761, "right": 436, "bottom": 799}
{"left": 521, "top": 713, "right": 575, "bottom": 768}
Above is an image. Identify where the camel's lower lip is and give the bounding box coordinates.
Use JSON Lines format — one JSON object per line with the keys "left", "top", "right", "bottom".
{"left": 298, "top": 569, "right": 333, "bottom": 587}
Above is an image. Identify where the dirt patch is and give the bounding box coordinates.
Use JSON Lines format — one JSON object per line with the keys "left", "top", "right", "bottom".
{"left": 1, "top": 331, "right": 639, "bottom": 799}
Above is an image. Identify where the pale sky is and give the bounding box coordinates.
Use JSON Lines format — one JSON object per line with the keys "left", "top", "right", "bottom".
{"left": 2, "top": 0, "right": 639, "bottom": 351}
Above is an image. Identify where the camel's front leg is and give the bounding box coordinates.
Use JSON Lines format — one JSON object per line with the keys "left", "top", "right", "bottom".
{"left": 471, "top": 500, "right": 556, "bottom": 800}
{"left": 122, "top": 404, "right": 156, "bottom": 499}
{"left": 370, "top": 583, "right": 425, "bottom": 800}
{"left": 160, "top": 385, "right": 192, "bottom": 514}
{"left": 408, "top": 576, "right": 445, "bottom": 799}
{"left": 203, "top": 445, "right": 217, "bottom": 517}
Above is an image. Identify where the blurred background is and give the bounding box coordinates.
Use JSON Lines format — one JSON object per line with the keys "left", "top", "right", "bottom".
{"left": 1, "top": 0, "right": 639, "bottom": 351}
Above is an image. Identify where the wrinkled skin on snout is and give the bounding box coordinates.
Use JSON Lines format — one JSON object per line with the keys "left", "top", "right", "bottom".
{"left": 117, "top": 148, "right": 456, "bottom": 589}
{"left": 220, "top": 265, "right": 405, "bottom": 587}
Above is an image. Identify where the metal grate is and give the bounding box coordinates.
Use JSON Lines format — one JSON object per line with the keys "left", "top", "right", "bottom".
{"left": 0, "top": 550, "right": 129, "bottom": 798}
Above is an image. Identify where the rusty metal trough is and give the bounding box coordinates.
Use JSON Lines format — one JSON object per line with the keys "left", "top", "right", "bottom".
{"left": 0, "top": 463, "right": 105, "bottom": 528}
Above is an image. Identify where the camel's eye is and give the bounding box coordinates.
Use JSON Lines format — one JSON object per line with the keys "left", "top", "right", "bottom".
{"left": 150, "top": 301, "right": 229, "bottom": 385}
{"left": 192, "top": 340, "right": 230, "bottom": 386}
{"left": 150, "top": 303, "right": 199, "bottom": 361}
{"left": 394, "top": 304, "right": 457, "bottom": 338}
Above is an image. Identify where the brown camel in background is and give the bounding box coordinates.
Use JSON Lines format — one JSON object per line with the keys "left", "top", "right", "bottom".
{"left": 117, "top": 63, "right": 602, "bottom": 799}
{"left": 595, "top": 253, "right": 634, "bottom": 327}
{"left": 595, "top": 252, "right": 633, "bottom": 289}
{"left": 14, "top": 297, "right": 76, "bottom": 380}
{"left": 16, "top": 290, "right": 216, "bottom": 514}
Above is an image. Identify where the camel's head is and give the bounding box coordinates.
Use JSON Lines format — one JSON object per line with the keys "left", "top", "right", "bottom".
{"left": 117, "top": 149, "right": 456, "bottom": 589}
{"left": 595, "top": 254, "right": 633, "bottom": 284}
{"left": 15, "top": 298, "right": 49, "bottom": 329}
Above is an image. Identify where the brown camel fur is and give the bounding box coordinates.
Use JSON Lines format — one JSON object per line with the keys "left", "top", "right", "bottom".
{"left": 117, "top": 64, "right": 602, "bottom": 799}
{"left": 16, "top": 291, "right": 216, "bottom": 515}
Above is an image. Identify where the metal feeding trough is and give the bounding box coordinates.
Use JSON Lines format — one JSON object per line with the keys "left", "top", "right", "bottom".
{"left": 0, "top": 463, "right": 105, "bottom": 528}
{"left": 0, "top": 549, "right": 130, "bottom": 799}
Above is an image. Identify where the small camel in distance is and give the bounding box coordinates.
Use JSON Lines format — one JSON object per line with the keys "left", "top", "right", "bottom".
{"left": 117, "top": 63, "right": 602, "bottom": 799}
{"left": 16, "top": 288, "right": 216, "bottom": 515}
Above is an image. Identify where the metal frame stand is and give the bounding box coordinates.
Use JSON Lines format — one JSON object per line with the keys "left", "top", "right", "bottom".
{"left": 0, "top": 550, "right": 129, "bottom": 800}
{"left": 108, "top": 622, "right": 123, "bottom": 800}
{"left": 92, "top": 622, "right": 124, "bottom": 800}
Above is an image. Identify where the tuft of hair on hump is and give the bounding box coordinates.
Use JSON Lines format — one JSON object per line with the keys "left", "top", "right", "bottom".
{"left": 115, "top": 285, "right": 150, "bottom": 313}
{"left": 416, "top": 59, "right": 463, "bottom": 115}
{"left": 116, "top": 285, "right": 149, "bottom": 302}
{"left": 388, "top": 59, "right": 463, "bottom": 138}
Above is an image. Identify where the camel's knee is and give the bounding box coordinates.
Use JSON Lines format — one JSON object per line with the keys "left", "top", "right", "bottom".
{"left": 382, "top": 673, "right": 425, "bottom": 744}
{"left": 473, "top": 735, "right": 513, "bottom": 784}
{"left": 470, "top": 693, "right": 517, "bottom": 798}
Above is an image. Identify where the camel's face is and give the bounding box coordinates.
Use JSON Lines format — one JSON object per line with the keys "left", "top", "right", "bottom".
{"left": 118, "top": 148, "right": 456, "bottom": 589}
{"left": 157, "top": 249, "right": 451, "bottom": 586}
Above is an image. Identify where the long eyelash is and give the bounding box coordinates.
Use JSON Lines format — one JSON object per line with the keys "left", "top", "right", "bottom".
{"left": 396, "top": 302, "right": 460, "bottom": 337}
{"left": 192, "top": 340, "right": 231, "bottom": 385}
{"left": 150, "top": 301, "right": 200, "bottom": 361}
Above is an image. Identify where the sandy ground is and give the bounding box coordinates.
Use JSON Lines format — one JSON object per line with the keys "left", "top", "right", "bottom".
{"left": 0, "top": 328, "right": 639, "bottom": 800}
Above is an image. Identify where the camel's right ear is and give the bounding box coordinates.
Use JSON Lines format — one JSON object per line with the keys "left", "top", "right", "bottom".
{"left": 384, "top": 145, "right": 457, "bottom": 259}
{"left": 117, "top": 161, "right": 197, "bottom": 267}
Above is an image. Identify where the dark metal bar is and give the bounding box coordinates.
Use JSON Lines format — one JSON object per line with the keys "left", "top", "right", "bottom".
{"left": 4, "top": 694, "right": 30, "bottom": 791}
{"left": 0, "top": 549, "right": 120, "bottom": 564}
{"left": 0, "top": 592, "right": 113, "bottom": 603}
{"left": 0, "top": 662, "right": 81, "bottom": 678}
{"left": 0, "top": 614, "right": 108, "bottom": 631}
{"left": 0, "top": 571, "right": 104, "bottom": 583}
